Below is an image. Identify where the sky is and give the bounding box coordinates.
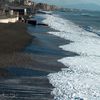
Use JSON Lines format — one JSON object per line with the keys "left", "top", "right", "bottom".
{"left": 32, "top": 0, "right": 100, "bottom": 10}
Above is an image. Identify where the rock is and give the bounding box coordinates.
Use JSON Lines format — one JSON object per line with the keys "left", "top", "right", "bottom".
{"left": 27, "top": 19, "right": 37, "bottom": 26}
{"left": 37, "top": 23, "right": 48, "bottom": 26}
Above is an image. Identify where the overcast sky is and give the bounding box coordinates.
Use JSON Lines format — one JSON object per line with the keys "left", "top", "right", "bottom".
{"left": 32, "top": 0, "right": 100, "bottom": 7}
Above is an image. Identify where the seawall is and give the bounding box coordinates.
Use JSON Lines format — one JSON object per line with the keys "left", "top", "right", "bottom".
{"left": 0, "top": 17, "right": 18, "bottom": 23}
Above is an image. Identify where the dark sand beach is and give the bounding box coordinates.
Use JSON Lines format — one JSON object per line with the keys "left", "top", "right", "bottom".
{"left": 0, "top": 22, "right": 32, "bottom": 54}
{"left": 0, "top": 22, "right": 77, "bottom": 99}
{"left": 0, "top": 22, "right": 32, "bottom": 77}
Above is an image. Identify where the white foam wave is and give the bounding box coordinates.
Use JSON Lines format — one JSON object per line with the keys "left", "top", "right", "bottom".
{"left": 48, "top": 69, "right": 100, "bottom": 100}
{"left": 43, "top": 14, "right": 100, "bottom": 100}
{"left": 58, "top": 56, "right": 100, "bottom": 74}
{"left": 59, "top": 38, "right": 100, "bottom": 56}
{"left": 43, "top": 14, "right": 98, "bottom": 38}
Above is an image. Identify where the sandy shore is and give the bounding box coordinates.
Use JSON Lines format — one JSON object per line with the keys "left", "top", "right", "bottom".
{"left": 0, "top": 22, "right": 32, "bottom": 77}
{"left": 0, "top": 21, "right": 77, "bottom": 99}
{"left": 0, "top": 23, "right": 71, "bottom": 74}
{"left": 0, "top": 22, "right": 32, "bottom": 54}
{"left": 0, "top": 23, "right": 69, "bottom": 99}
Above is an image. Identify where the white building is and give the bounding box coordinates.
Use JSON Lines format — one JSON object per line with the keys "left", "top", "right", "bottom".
{"left": 24, "top": 0, "right": 32, "bottom": 6}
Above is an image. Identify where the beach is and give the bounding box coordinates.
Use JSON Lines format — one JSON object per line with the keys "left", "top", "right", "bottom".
{"left": 0, "top": 22, "right": 32, "bottom": 54}
{"left": 0, "top": 18, "right": 72, "bottom": 99}
{"left": 0, "top": 22, "right": 32, "bottom": 77}
{"left": 0, "top": 1, "right": 99, "bottom": 99}
{"left": 0, "top": 22, "right": 69, "bottom": 72}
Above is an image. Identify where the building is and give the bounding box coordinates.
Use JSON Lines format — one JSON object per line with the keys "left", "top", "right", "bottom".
{"left": 24, "top": 0, "right": 33, "bottom": 6}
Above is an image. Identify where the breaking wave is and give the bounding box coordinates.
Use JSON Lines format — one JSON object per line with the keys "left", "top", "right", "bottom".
{"left": 43, "top": 14, "right": 100, "bottom": 100}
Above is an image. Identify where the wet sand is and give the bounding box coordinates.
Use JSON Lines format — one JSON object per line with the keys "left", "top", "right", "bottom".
{"left": 0, "top": 22, "right": 32, "bottom": 77}
{"left": 0, "top": 22, "right": 32, "bottom": 54}
{"left": 0, "top": 23, "right": 78, "bottom": 99}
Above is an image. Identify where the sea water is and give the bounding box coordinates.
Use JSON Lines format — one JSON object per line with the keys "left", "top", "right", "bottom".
{"left": 42, "top": 10, "right": 100, "bottom": 100}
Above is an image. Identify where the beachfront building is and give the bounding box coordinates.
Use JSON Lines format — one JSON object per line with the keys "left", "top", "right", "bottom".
{"left": 24, "top": 0, "right": 33, "bottom": 6}
{"left": 10, "top": 0, "right": 33, "bottom": 6}
{"left": 0, "top": 0, "right": 15, "bottom": 4}
{"left": 35, "top": 3, "right": 57, "bottom": 11}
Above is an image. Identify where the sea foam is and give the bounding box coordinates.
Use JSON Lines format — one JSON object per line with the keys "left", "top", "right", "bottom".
{"left": 43, "top": 14, "right": 100, "bottom": 100}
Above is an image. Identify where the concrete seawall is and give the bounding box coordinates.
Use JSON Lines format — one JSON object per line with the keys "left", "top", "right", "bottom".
{"left": 0, "top": 17, "right": 18, "bottom": 23}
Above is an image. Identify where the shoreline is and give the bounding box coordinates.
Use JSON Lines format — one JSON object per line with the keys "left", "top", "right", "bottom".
{"left": 0, "top": 21, "right": 69, "bottom": 99}
{"left": 0, "top": 19, "right": 77, "bottom": 99}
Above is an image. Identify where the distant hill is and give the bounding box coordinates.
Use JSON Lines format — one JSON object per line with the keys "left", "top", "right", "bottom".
{"left": 65, "top": 3, "right": 100, "bottom": 11}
